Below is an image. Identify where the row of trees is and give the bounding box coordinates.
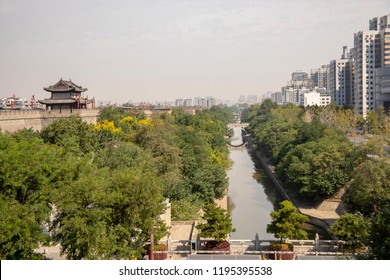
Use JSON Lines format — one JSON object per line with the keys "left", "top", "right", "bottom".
{"left": 242, "top": 100, "right": 390, "bottom": 259}
{"left": 0, "top": 106, "right": 235, "bottom": 259}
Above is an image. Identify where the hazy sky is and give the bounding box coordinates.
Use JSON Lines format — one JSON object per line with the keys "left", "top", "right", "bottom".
{"left": 0, "top": 0, "right": 389, "bottom": 103}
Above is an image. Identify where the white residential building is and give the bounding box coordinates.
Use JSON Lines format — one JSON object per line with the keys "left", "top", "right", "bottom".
{"left": 329, "top": 46, "right": 352, "bottom": 106}
{"left": 353, "top": 30, "right": 379, "bottom": 116}
{"left": 353, "top": 14, "right": 390, "bottom": 116}
{"left": 303, "top": 92, "right": 332, "bottom": 107}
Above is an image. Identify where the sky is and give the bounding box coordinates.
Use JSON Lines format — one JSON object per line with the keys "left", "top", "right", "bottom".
{"left": 0, "top": 0, "right": 389, "bottom": 104}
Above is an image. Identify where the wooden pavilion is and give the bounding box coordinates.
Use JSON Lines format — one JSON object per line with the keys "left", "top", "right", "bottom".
{"left": 39, "top": 79, "right": 94, "bottom": 111}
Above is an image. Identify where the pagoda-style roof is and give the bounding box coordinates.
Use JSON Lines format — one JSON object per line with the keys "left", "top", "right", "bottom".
{"left": 38, "top": 98, "right": 93, "bottom": 105}
{"left": 44, "top": 79, "right": 87, "bottom": 93}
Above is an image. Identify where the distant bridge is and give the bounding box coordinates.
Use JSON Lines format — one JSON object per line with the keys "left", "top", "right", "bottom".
{"left": 226, "top": 122, "right": 250, "bottom": 149}
{"left": 227, "top": 122, "right": 249, "bottom": 129}
{"left": 227, "top": 139, "right": 247, "bottom": 149}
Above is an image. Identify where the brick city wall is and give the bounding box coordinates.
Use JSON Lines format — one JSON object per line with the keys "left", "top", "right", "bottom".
{"left": 0, "top": 109, "right": 99, "bottom": 132}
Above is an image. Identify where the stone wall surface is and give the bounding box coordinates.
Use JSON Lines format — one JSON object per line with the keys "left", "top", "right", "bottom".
{"left": 0, "top": 109, "right": 99, "bottom": 132}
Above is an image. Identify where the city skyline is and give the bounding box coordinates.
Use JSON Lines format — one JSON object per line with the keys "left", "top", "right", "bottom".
{"left": 0, "top": 0, "right": 389, "bottom": 103}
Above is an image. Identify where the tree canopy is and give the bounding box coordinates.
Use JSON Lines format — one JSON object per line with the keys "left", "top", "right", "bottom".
{"left": 0, "top": 105, "right": 235, "bottom": 259}
{"left": 266, "top": 200, "right": 309, "bottom": 241}
{"left": 196, "top": 203, "right": 235, "bottom": 242}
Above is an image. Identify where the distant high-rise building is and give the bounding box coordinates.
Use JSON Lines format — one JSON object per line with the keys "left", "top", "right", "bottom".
{"left": 379, "top": 15, "right": 390, "bottom": 68}
{"left": 352, "top": 14, "right": 390, "bottom": 116}
{"left": 175, "top": 98, "right": 184, "bottom": 107}
{"left": 310, "top": 65, "right": 329, "bottom": 89}
{"left": 291, "top": 70, "right": 309, "bottom": 81}
{"left": 375, "top": 67, "right": 390, "bottom": 112}
{"left": 329, "top": 46, "right": 352, "bottom": 106}
{"left": 282, "top": 70, "right": 312, "bottom": 105}
{"left": 270, "top": 91, "right": 283, "bottom": 104}
{"left": 183, "top": 98, "right": 193, "bottom": 107}
{"left": 353, "top": 27, "right": 380, "bottom": 115}
{"left": 206, "top": 97, "right": 216, "bottom": 108}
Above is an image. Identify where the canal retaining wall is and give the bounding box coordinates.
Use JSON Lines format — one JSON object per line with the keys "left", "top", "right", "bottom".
{"left": 253, "top": 148, "right": 338, "bottom": 239}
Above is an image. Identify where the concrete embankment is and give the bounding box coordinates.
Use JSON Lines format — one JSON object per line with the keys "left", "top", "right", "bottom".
{"left": 254, "top": 150, "right": 342, "bottom": 239}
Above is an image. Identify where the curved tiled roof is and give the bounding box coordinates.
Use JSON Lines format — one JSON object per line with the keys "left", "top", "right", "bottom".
{"left": 44, "top": 79, "right": 87, "bottom": 93}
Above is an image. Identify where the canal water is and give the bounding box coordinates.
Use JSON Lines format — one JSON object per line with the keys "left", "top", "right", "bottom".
{"left": 227, "top": 127, "right": 329, "bottom": 240}
{"left": 227, "top": 127, "right": 283, "bottom": 239}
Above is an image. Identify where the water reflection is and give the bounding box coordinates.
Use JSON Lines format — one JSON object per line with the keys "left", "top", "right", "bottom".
{"left": 227, "top": 127, "right": 330, "bottom": 240}
{"left": 227, "top": 128, "right": 283, "bottom": 239}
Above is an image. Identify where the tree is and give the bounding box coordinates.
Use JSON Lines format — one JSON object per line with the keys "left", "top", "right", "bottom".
{"left": 97, "top": 107, "right": 127, "bottom": 127}
{"left": 266, "top": 200, "right": 309, "bottom": 241}
{"left": 343, "top": 159, "right": 390, "bottom": 216}
{"left": 366, "top": 206, "right": 390, "bottom": 259}
{"left": 0, "top": 133, "right": 83, "bottom": 259}
{"left": 52, "top": 166, "right": 168, "bottom": 260}
{"left": 41, "top": 116, "right": 98, "bottom": 154}
{"left": 366, "top": 110, "right": 381, "bottom": 134}
{"left": 0, "top": 197, "right": 47, "bottom": 259}
{"left": 330, "top": 213, "right": 369, "bottom": 253}
{"left": 277, "top": 132, "right": 355, "bottom": 200}
{"left": 93, "top": 141, "right": 152, "bottom": 171}
{"left": 196, "top": 203, "right": 235, "bottom": 242}
{"left": 176, "top": 126, "right": 228, "bottom": 202}
{"left": 171, "top": 199, "right": 201, "bottom": 221}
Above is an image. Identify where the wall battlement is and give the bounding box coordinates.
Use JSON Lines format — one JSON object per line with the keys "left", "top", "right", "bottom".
{"left": 0, "top": 109, "right": 100, "bottom": 132}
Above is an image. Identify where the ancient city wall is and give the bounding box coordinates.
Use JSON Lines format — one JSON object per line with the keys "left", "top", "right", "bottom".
{"left": 0, "top": 109, "right": 99, "bottom": 132}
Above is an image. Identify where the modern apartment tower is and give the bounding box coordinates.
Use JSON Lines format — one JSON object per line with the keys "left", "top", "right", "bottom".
{"left": 329, "top": 46, "right": 352, "bottom": 106}
{"left": 353, "top": 14, "right": 390, "bottom": 116}
{"left": 282, "top": 70, "right": 312, "bottom": 105}
{"left": 310, "top": 65, "right": 330, "bottom": 90}
{"left": 353, "top": 24, "right": 380, "bottom": 115}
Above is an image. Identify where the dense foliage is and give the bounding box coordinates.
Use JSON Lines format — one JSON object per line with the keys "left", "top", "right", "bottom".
{"left": 266, "top": 200, "right": 309, "bottom": 240}
{"left": 243, "top": 100, "right": 359, "bottom": 201}
{"left": 196, "top": 203, "right": 235, "bottom": 242}
{"left": 244, "top": 100, "right": 390, "bottom": 259}
{"left": 0, "top": 105, "right": 234, "bottom": 259}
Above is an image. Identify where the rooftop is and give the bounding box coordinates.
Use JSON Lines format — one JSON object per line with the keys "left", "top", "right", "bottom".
{"left": 44, "top": 79, "right": 87, "bottom": 93}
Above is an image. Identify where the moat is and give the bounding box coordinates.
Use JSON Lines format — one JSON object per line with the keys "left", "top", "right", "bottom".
{"left": 227, "top": 127, "right": 329, "bottom": 240}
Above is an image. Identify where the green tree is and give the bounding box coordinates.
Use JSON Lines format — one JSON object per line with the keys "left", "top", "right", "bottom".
{"left": 330, "top": 213, "right": 369, "bottom": 252}
{"left": 343, "top": 159, "right": 390, "bottom": 216}
{"left": 175, "top": 125, "right": 228, "bottom": 202}
{"left": 41, "top": 116, "right": 98, "bottom": 154}
{"left": 266, "top": 200, "right": 309, "bottom": 241}
{"left": 97, "top": 107, "right": 127, "bottom": 127}
{"left": 366, "top": 110, "right": 381, "bottom": 134}
{"left": 171, "top": 199, "right": 201, "bottom": 221}
{"left": 93, "top": 141, "right": 152, "bottom": 171}
{"left": 277, "top": 133, "right": 355, "bottom": 200}
{"left": 196, "top": 203, "right": 235, "bottom": 242}
{"left": 366, "top": 206, "right": 390, "bottom": 259}
{"left": 0, "top": 133, "right": 82, "bottom": 259}
{"left": 52, "top": 166, "right": 167, "bottom": 260}
{"left": 0, "top": 197, "right": 47, "bottom": 259}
